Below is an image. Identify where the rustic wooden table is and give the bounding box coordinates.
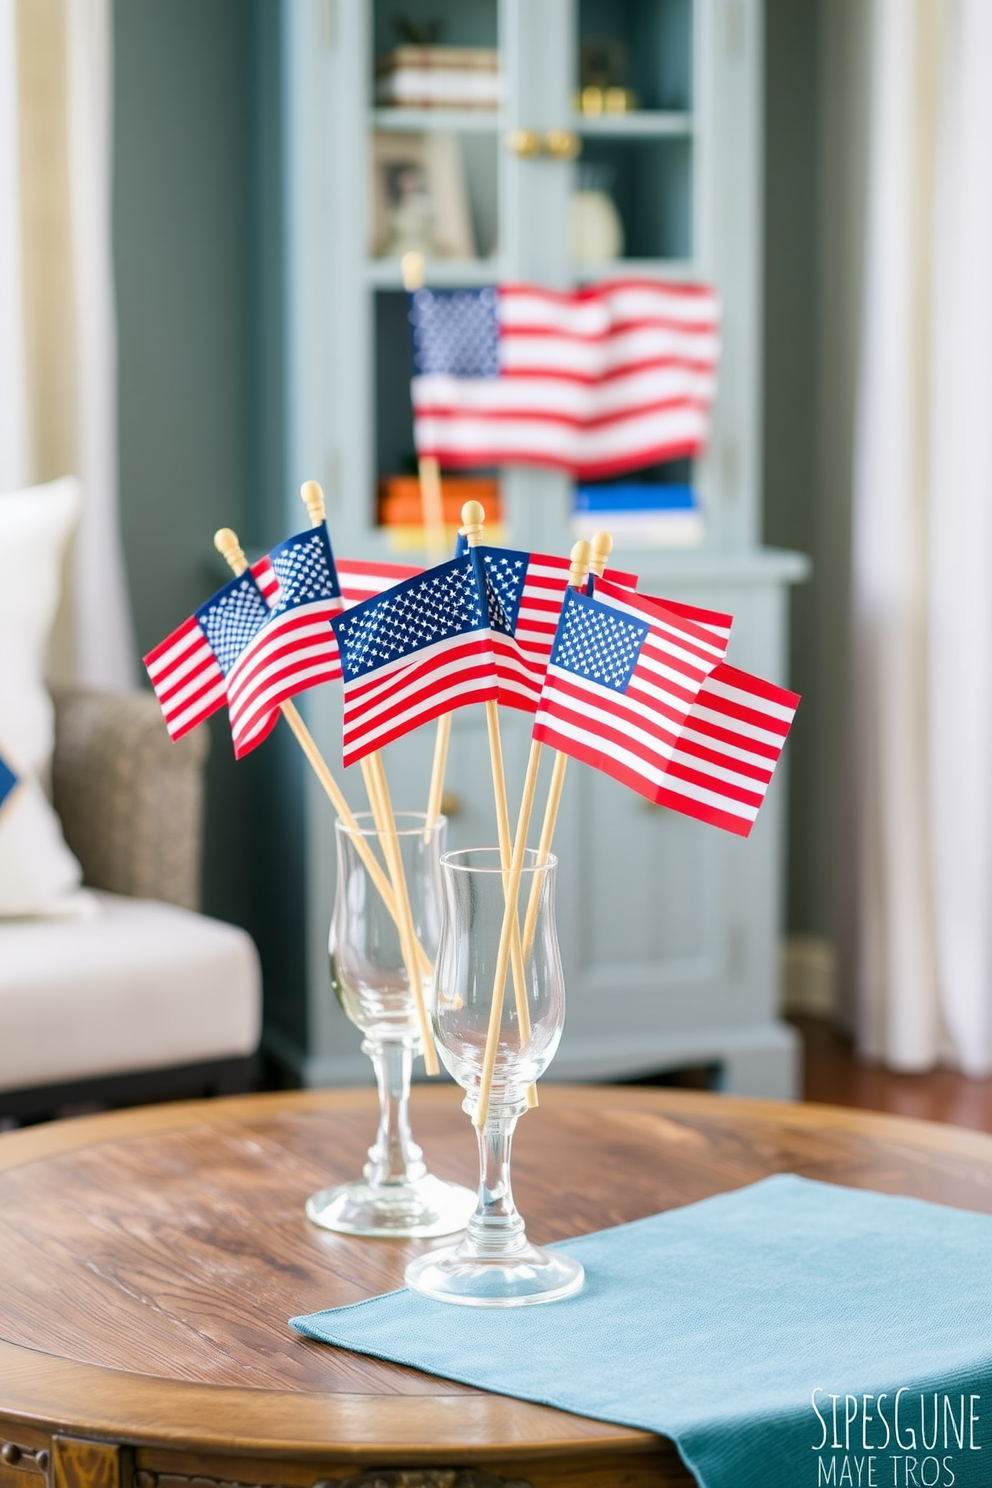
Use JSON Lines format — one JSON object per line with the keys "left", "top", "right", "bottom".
{"left": 2, "top": 1085, "right": 992, "bottom": 1488}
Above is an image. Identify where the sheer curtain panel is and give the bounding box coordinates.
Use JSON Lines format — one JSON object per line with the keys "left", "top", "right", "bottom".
{"left": 0, "top": 0, "right": 134, "bottom": 688}
{"left": 851, "top": 0, "right": 992, "bottom": 1074}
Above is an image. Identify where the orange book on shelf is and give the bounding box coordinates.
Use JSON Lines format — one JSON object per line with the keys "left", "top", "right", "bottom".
{"left": 378, "top": 475, "right": 502, "bottom": 527}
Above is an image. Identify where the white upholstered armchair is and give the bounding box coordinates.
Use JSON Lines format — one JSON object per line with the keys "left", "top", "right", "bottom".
{"left": 0, "top": 687, "right": 261, "bottom": 1124}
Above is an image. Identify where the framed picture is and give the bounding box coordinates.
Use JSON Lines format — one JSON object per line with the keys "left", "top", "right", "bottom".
{"left": 370, "top": 131, "right": 476, "bottom": 260}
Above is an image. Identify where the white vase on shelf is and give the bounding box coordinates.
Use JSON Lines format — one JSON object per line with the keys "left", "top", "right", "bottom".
{"left": 570, "top": 163, "right": 624, "bottom": 263}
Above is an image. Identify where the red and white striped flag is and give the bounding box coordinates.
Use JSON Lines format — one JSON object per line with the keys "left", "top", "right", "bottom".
{"left": 410, "top": 279, "right": 719, "bottom": 479}
{"left": 649, "top": 595, "right": 733, "bottom": 653}
{"left": 144, "top": 555, "right": 279, "bottom": 741}
{"left": 332, "top": 554, "right": 498, "bottom": 767}
{"left": 532, "top": 579, "right": 729, "bottom": 801}
{"left": 224, "top": 526, "right": 343, "bottom": 757}
{"left": 252, "top": 554, "right": 279, "bottom": 606}
{"left": 533, "top": 578, "right": 798, "bottom": 836}
{"left": 337, "top": 557, "right": 423, "bottom": 608}
{"left": 474, "top": 546, "right": 639, "bottom": 712}
{"left": 651, "top": 662, "right": 800, "bottom": 835}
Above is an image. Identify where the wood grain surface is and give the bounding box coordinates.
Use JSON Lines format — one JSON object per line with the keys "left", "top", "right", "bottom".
{"left": 2, "top": 1086, "right": 992, "bottom": 1477}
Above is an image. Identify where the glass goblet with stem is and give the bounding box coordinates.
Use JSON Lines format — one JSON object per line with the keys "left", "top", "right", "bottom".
{"left": 306, "top": 812, "right": 476, "bottom": 1239}
{"left": 404, "top": 847, "right": 584, "bottom": 1305}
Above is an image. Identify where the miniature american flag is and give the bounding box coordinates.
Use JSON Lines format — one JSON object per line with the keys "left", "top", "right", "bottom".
{"left": 534, "top": 579, "right": 798, "bottom": 836}
{"left": 144, "top": 554, "right": 278, "bottom": 741}
{"left": 221, "top": 526, "right": 344, "bottom": 757}
{"left": 656, "top": 663, "right": 801, "bottom": 835}
{"left": 332, "top": 553, "right": 498, "bottom": 767}
{"left": 0, "top": 750, "right": 16, "bottom": 812}
{"left": 649, "top": 595, "right": 734, "bottom": 653}
{"left": 337, "top": 557, "right": 423, "bottom": 608}
{"left": 472, "top": 546, "right": 638, "bottom": 713}
{"left": 256, "top": 556, "right": 423, "bottom": 689}
{"left": 533, "top": 579, "right": 729, "bottom": 805}
{"left": 409, "top": 279, "right": 719, "bottom": 479}
{"left": 252, "top": 554, "right": 280, "bottom": 606}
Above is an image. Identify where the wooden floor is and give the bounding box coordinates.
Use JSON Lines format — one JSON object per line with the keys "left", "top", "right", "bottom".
{"left": 794, "top": 1016, "right": 992, "bottom": 1132}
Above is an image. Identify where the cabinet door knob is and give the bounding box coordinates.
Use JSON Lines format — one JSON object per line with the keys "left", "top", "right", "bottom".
{"left": 543, "top": 128, "right": 581, "bottom": 160}
{"left": 505, "top": 128, "right": 542, "bottom": 158}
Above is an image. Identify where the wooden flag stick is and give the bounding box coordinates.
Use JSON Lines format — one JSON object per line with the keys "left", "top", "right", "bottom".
{"left": 461, "top": 500, "right": 532, "bottom": 1126}
{"left": 403, "top": 251, "right": 454, "bottom": 842}
{"left": 424, "top": 712, "right": 452, "bottom": 843}
{"left": 401, "top": 251, "right": 447, "bottom": 565}
{"left": 476, "top": 538, "right": 592, "bottom": 1128}
{"left": 520, "top": 530, "right": 612, "bottom": 964}
{"left": 511, "top": 537, "right": 591, "bottom": 1112}
{"left": 356, "top": 745, "right": 434, "bottom": 1061}
{"left": 212, "top": 527, "right": 404, "bottom": 930}
{"left": 475, "top": 737, "right": 542, "bottom": 1129}
{"left": 367, "top": 750, "right": 439, "bottom": 1074}
{"left": 297, "top": 482, "right": 435, "bottom": 1015}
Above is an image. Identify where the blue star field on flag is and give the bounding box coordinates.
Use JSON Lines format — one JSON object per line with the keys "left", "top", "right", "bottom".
{"left": 333, "top": 554, "right": 488, "bottom": 682}
{"left": 409, "top": 287, "right": 500, "bottom": 378}
{"left": 194, "top": 575, "right": 270, "bottom": 678}
{"left": 551, "top": 588, "right": 648, "bottom": 693}
{"left": 477, "top": 548, "right": 529, "bottom": 636}
{"left": 332, "top": 552, "right": 499, "bottom": 765}
{"left": 0, "top": 750, "right": 17, "bottom": 812}
{"left": 268, "top": 526, "right": 341, "bottom": 613}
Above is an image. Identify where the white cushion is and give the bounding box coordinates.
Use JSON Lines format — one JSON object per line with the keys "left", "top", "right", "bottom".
{"left": 0, "top": 892, "right": 262, "bottom": 1090}
{"left": 0, "top": 477, "right": 84, "bottom": 914}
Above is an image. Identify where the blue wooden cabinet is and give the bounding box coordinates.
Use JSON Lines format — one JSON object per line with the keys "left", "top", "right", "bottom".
{"left": 272, "top": 0, "right": 807, "bottom": 1096}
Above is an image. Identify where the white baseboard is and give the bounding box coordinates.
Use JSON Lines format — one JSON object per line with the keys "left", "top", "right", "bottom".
{"left": 780, "top": 936, "right": 837, "bottom": 1019}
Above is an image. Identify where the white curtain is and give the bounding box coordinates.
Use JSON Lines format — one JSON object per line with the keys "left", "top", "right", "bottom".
{"left": 0, "top": 0, "right": 134, "bottom": 688}
{"left": 0, "top": 0, "right": 27, "bottom": 491}
{"left": 852, "top": 0, "right": 992, "bottom": 1073}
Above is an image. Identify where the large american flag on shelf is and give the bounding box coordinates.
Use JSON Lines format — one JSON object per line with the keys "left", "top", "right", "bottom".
{"left": 533, "top": 576, "right": 799, "bottom": 836}
{"left": 471, "top": 545, "right": 638, "bottom": 713}
{"left": 409, "top": 279, "right": 720, "bottom": 480}
{"left": 144, "top": 554, "right": 279, "bottom": 742}
{"left": 219, "top": 525, "right": 343, "bottom": 757}
{"left": 332, "top": 553, "right": 498, "bottom": 766}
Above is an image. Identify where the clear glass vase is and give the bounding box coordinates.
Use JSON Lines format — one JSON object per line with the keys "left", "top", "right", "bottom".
{"left": 404, "top": 847, "right": 584, "bottom": 1305}
{"left": 305, "top": 812, "right": 475, "bottom": 1238}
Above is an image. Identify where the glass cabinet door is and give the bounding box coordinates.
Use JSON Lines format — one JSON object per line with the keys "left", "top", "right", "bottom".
{"left": 573, "top": 0, "right": 696, "bottom": 270}
{"left": 368, "top": 0, "right": 706, "bottom": 558}
{"left": 289, "top": 0, "right": 758, "bottom": 565}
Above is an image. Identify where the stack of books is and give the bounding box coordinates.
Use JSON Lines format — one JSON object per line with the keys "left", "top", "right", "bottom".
{"left": 377, "top": 475, "right": 504, "bottom": 551}
{"left": 571, "top": 482, "right": 704, "bottom": 548}
{"left": 374, "top": 46, "right": 501, "bottom": 110}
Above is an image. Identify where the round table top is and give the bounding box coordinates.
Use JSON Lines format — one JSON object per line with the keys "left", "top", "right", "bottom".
{"left": 3, "top": 1084, "right": 992, "bottom": 1465}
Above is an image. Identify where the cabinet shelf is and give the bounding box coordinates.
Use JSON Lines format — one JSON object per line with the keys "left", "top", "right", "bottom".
{"left": 368, "top": 257, "right": 696, "bottom": 289}
{"left": 365, "top": 257, "right": 502, "bottom": 288}
{"left": 371, "top": 108, "right": 501, "bottom": 134}
{"left": 575, "top": 110, "right": 692, "bottom": 139}
{"left": 576, "top": 257, "right": 697, "bottom": 281}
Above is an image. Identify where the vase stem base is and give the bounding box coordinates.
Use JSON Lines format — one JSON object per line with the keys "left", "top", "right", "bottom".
{"left": 306, "top": 1174, "right": 475, "bottom": 1239}
{"left": 404, "top": 1238, "right": 584, "bottom": 1306}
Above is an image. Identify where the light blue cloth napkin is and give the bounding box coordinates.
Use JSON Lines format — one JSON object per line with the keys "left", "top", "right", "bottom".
{"left": 291, "top": 1174, "right": 992, "bottom": 1488}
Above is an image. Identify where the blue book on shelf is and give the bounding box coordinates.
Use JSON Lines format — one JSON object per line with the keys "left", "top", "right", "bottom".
{"left": 573, "top": 483, "right": 698, "bottom": 513}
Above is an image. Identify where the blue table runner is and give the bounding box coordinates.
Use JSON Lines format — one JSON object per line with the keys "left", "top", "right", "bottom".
{"left": 291, "top": 1175, "right": 992, "bottom": 1488}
